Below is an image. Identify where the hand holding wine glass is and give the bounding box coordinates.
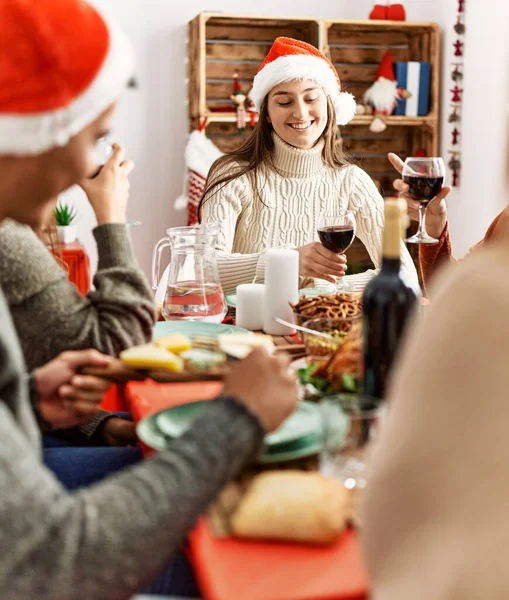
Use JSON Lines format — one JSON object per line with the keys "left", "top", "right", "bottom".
{"left": 317, "top": 210, "right": 356, "bottom": 291}
{"left": 388, "top": 153, "right": 450, "bottom": 243}
{"left": 296, "top": 243, "right": 347, "bottom": 283}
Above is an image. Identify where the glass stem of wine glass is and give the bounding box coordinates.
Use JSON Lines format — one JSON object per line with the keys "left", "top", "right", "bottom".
{"left": 417, "top": 203, "right": 428, "bottom": 238}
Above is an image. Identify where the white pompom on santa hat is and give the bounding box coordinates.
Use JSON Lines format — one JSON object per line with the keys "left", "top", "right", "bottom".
{"left": 250, "top": 37, "right": 357, "bottom": 126}
{"left": 0, "top": 0, "right": 134, "bottom": 155}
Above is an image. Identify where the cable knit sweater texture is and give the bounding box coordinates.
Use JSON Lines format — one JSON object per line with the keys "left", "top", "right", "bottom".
{"left": 201, "top": 134, "right": 419, "bottom": 294}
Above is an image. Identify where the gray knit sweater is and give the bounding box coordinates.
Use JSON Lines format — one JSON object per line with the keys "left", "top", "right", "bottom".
{"left": 0, "top": 221, "right": 156, "bottom": 439}
{"left": 0, "top": 282, "right": 264, "bottom": 598}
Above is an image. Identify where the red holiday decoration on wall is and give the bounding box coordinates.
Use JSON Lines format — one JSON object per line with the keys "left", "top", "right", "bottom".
{"left": 448, "top": 0, "right": 466, "bottom": 187}
{"left": 450, "top": 86, "right": 463, "bottom": 103}
{"left": 453, "top": 39, "right": 464, "bottom": 57}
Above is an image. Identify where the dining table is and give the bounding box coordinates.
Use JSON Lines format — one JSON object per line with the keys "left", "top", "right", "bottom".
{"left": 115, "top": 327, "right": 370, "bottom": 600}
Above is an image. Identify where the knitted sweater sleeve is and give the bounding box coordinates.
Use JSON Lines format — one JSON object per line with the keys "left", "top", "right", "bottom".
{"left": 200, "top": 174, "right": 266, "bottom": 294}
{"left": 347, "top": 166, "right": 420, "bottom": 292}
{"left": 0, "top": 221, "right": 156, "bottom": 369}
{"left": 0, "top": 395, "right": 264, "bottom": 600}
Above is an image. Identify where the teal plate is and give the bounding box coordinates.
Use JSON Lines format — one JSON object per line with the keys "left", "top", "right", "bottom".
{"left": 138, "top": 401, "right": 323, "bottom": 464}
{"left": 153, "top": 321, "right": 247, "bottom": 339}
{"left": 225, "top": 294, "right": 237, "bottom": 308}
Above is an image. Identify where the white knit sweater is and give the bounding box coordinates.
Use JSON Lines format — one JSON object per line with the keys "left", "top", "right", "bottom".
{"left": 201, "top": 134, "right": 419, "bottom": 294}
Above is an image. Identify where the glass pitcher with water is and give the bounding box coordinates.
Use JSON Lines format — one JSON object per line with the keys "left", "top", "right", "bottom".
{"left": 151, "top": 225, "right": 226, "bottom": 322}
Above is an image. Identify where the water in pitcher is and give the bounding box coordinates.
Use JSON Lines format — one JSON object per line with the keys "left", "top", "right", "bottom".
{"left": 162, "top": 281, "right": 226, "bottom": 323}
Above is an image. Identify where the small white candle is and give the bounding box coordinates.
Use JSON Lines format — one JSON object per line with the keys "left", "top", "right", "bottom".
{"left": 263, "top": 248, "right": 299, "bottom": 335}
{"left": 236, "top": 284, "right": 265, "bottom": 330}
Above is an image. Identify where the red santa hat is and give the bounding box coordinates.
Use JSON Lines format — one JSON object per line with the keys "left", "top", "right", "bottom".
{"left": 250, "top": 37, "right": 356, "bottom": 126}
{"left": 0, "top": 0, "right": 134, "bottom": 155}
{"left": 375, "top": 51, "right": 396, "bottom": 81}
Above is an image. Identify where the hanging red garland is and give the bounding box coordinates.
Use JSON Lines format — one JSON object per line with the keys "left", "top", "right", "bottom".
{"left": 448, "top": 2, "right": 466, "bottom": 186}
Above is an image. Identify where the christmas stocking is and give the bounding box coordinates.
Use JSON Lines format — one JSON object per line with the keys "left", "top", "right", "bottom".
{"left": 173, "top": 130, "right": 223, "bottom": 225}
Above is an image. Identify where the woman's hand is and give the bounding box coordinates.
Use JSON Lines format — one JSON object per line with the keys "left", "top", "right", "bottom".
{"left": 388, "top": 153, "right": 450, "bottom": 240}
{"left": 35, "top": 350, "right": 113, "bottom": 429}
{"left": 297, "top": 242, "right": 347, "bottom": 283}
{"left": 80, "top": 143, "right": 135, "bottom": 225}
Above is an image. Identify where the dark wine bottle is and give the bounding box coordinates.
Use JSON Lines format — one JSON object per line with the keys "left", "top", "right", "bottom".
{"left": 362, "top": 199, "right": 417, "bottom": 406}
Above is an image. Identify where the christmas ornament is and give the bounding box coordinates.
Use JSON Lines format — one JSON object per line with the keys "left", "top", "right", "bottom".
{"left": 448, "top": 154, "right": 461, "bottom": 187}
{"left": 448, "top": 0, "right": 466, "bottom": 186}
{"left": 450, "top": 85, "right": 463, "bottom": 103}
{"left": 451, "top": 65, "right": 463, "bottom": 82}
{"left": 246, "top": 90, "right": 258, "bottom": 127}
{"left": 453, "top": 39, "right": 464, "bottom": 57}
{"left": 363, "top": 51, "right": 411, "bottom": 133}
{"left": 448, "top": 106, "right": 460, "bottom": 122}
{"left": 231, "top": 72, "right": 248, "bottom": 133}
{"left": 454, "top": 16, "right": 465, "bottom": 34}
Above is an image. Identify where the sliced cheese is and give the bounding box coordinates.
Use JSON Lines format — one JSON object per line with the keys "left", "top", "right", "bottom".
{"left": 153, "top": 333, "right": 192, "bottom": 355}
{"left": 120, "top": 344, "right": 184, "bottom": 372}
{"left": 218, "top": 333, "right": 275, "bottom": 360}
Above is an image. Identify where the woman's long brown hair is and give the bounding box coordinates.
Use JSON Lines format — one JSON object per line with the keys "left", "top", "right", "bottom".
{"left": 198, "top": 96, "right": 350, "bottom": 220}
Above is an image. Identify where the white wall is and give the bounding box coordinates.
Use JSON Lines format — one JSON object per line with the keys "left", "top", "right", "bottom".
{"left": 448, "top": 0, "right": 509, "bottom": 256}
{"left": 66, "top": 0, "right": 447, "bottom": 280}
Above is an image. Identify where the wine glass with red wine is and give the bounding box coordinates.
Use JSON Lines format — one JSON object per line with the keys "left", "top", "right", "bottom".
{"left": 317, "top": 210, "right": 356, "bottom": 292}
{"left": 402, "top": 157, "right": 446, "bottom": 244}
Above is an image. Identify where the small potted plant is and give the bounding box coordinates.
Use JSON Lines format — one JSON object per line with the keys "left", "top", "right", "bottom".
{"left": 54, "top": 201, "right": 78, "bottom": 244}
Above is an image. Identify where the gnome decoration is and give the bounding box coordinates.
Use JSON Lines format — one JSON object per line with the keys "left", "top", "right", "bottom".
{"left": 363, "top": 51, "right": 411, "bottom": 133}
{"left": 246, "top": 89, "right": 258, "bottom": 127}
{"left": 231, "top": 72, "right": 248, "bottom": 133}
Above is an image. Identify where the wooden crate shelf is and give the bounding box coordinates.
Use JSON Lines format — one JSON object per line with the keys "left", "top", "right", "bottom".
{"left": 188, "top": 14, "right": 441, "bottom": 272}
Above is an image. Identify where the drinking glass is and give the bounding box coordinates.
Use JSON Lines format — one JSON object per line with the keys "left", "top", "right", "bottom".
{"left": 403, "top": 157, "right": 446, "bottom": 245}
{"left": 319, "top": 394, "right": 383, "bottom": 490}
{"left": 317, "top": 210, "right": 356, "bottom": 292}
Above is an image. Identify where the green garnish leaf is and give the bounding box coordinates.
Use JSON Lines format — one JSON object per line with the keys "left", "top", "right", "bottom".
{"left": 341, "top": 373, "right": 358, "bottom": 393}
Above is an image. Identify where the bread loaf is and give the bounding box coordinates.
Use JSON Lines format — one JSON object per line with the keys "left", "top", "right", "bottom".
{"left": 231, "top": 471, "right": 348, "bottom": 545}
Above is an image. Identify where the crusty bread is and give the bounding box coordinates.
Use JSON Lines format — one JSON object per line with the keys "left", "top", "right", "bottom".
{"left": 231, "top": 471, "right": 348, "bottom": 545}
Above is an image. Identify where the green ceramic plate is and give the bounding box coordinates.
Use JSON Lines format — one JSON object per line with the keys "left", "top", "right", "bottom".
{"left": 138, "top": 401, "right": 323, "bottom": 464}
{"left": 299, "top": 285, "right": 335, "bottom": 297}
{"left": 153, "top": 321, "right": 247, "bottom": 339}
{"left": 225, "top": 294, "right": 237, "bottom": 308}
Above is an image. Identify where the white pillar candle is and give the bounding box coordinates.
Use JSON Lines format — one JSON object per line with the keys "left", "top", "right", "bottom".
{"left": 263, "top": 248, "right": 299, "bottom": 335}
{"left": 236, "top": 283, "right": 265, "bottom": 330}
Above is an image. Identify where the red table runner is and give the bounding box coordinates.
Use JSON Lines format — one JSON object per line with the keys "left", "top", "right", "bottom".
{"left": 124, "top": 380, "right": 369, "bottom": 600}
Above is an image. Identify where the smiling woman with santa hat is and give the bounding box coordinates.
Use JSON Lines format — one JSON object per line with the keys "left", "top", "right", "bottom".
{"left": 199, "top": 37, "right": 419, "bottom": 294}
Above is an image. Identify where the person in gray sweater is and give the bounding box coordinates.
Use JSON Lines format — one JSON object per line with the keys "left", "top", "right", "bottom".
{"left": 0, "top": 2, "right": 300, "bottom": 599}
{"left": 0, "top": 143, "right": 155, "bottom": 447}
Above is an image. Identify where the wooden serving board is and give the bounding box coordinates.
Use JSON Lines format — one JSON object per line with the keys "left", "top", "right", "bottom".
{"left": 79, "top": 359, "right": 228, "bottom": 384}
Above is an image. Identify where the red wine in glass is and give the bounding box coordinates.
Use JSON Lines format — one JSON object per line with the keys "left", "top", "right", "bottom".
{"left": 403, "top": 175, "right": 444, "bottom": 206}
{"left": 317, "top": 210, "right": 357, "bottom": 292}
{"left": 402, "top": 157, "right": 446, "bottom": 245}
{"left": 318, "top": 225, "right": 355, "bottom": 253}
